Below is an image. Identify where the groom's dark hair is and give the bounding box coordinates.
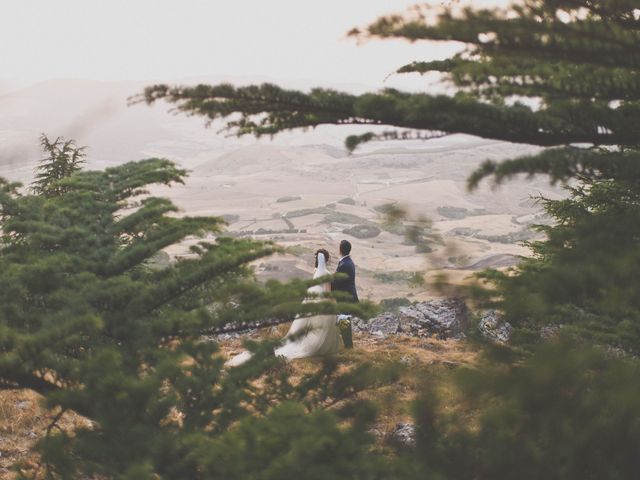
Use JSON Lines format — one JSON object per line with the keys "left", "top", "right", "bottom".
{"left": 339, "top": 240, "right": 352, "bottom": 256}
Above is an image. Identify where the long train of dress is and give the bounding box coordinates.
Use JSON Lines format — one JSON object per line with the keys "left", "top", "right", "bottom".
{"left": 226, "top": 252, "right": 340, "bottom": 366}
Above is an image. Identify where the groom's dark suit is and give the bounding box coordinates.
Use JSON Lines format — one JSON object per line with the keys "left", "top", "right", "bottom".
{"left": 332, "top": 255, "right": 359, "bottom": 303}
{"left": 332, "top": 254, "right": 357, "bottom": 348}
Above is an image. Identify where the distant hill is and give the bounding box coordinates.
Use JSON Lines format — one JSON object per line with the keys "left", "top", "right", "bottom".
{"left": 0, "top": 79, "right": 191, "bottom": 178}
{"left": 0, "top": 79, "right": 360, "bottom": 182}
{"left": 193, "top": 144, "right": 347, "bottom": 176}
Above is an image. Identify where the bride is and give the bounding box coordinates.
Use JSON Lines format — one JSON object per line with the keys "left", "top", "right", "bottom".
{"left": 226, "top": 249, "right": 341, "bottom": 366}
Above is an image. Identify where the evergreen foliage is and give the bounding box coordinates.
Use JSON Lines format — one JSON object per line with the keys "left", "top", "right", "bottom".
{"left": 468, "top": 146, "right": 640, "bottom": 189}
{"left": 409, "top": 340, "right": 640, "bottom": 480}
{"left": 31, "top": 134, "right": 86, "bottom": 197}
{"left": 476, "top": 175, "right": 640, "bottom": 352}
{"left": 0, "top": 142, "right": 387, "bottom": 478}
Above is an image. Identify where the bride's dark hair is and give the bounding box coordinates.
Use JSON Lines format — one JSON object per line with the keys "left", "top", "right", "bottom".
{"left": 315, "top": 248, "right": 330, "bottom": 268}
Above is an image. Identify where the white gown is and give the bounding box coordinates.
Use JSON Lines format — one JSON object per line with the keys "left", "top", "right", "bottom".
{"left": 226, "top": 252, "right": 340, "bottom": 366}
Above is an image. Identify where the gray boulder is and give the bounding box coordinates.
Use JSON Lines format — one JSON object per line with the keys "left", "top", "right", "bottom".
{"left": 354, "top": 298, "right": 469, "bottom": 339}
{"left": 352, "top": 313, "right": 400, "bottom": 335}
{"left": 540, "top": 323, "right": 563, "bottom": 339}
{"left": 398, "top": 298, "right": 469, "bottom": 339}
{"left": 389, "top": 422, "right": 416, "bottom": 447}
{"left": 478, "top": 310, "right": 512, "bottom": 343}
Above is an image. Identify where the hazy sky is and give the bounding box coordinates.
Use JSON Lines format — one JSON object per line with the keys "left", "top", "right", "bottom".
{"left": 1, "top": 0, "right": 467, "bottom": 88}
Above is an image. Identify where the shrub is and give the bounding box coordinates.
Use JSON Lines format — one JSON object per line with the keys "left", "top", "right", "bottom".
{"left": 343, "top": 224, "right": 381, "bottom": 239}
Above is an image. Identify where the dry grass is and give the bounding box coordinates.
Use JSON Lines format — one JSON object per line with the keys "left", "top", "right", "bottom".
{"left": 0, "top": 333, "right": 477, "bottom": 478}
{"left": 0, "top": 390, "right": 41, "bottom": 477}
{"left": 221, "top": 330, "right": 478, "bottom": 443}
{"left": 0, "top": 391, "right": 88, "bottom": 479}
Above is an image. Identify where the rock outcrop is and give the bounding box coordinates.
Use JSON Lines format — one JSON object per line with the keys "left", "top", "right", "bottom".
{"left": 353, "top": 298, "right": 469, "bottom": 339}
{"left": 389, "top": 422, "right": 416, "bottom": 447}
{"left": 478, "top": 310, "right": 512, "bottom": 343}
{"left": 213, "top": 297, "right": 480, "bottom": 342}
{"left": 352, "top": 312, "right": 400, "bottom": 336}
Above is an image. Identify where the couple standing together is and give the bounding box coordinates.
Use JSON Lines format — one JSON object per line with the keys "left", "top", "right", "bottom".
{"left": 227, "top": 240, "right": 358, "bottom": 366}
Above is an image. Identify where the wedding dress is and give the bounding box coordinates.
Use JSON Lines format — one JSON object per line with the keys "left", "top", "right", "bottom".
{"left": 226, "top": 252, "right": 340, "bottom": 366}
{"left": 274, "top": 252, "right": 341, "bottom": 359}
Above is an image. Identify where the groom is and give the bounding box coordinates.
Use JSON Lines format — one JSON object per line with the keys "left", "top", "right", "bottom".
{"left": 332, "top": 239, "right": 358, "bottom": 348}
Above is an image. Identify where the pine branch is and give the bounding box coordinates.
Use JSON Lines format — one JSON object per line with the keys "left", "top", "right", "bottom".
{"left": 0, "top": 370, "right": 62, "bottom": 395}
{"left": 397, "top": 58, "right": 640, "bottom": 101}
{"left": 356, "top": 4, "right": 640, "bottom": 69}
{"left": 139, "top": 84, "right": 638, "bottom": 148}
{"left": 130, "top": 240, "right": 277, "bottom": 313}
{"left": 468, "top": 147, "right": 640, "bottom": 189}
{"left": 105, "top": 215, "right": 222, "bottom": 276}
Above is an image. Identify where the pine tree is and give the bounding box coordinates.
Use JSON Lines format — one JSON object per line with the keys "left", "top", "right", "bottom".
{"left": 0, "top": 141, "right": 389, "bottom": 479}
{"left": 475, "top": 174, "right": 640, "bottom": 352}
{"left": 31, "top": 134, "right": 86, "bottom": 197}
{"left": 408, "top": 339, "right": 640, "bottom": 480}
